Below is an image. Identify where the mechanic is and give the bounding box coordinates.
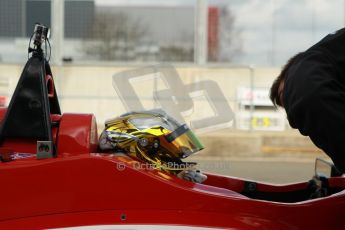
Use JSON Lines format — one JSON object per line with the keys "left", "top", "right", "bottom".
{"left": 270, "top": 28, "right": 345, "bottom": 173}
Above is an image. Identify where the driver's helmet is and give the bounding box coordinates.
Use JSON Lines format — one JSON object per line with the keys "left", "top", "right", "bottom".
{"left": 99, "top": 109, "right": 204, "bottom": 173}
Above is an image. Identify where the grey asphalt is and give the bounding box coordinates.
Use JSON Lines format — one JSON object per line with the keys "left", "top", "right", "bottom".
{"left": 192, "top": 158, "right": 316, "bottom": 184}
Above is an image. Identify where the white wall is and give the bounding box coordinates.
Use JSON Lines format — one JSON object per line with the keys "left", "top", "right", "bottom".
{"left": 0, "top": 63, "right": 282, "bottom": 132}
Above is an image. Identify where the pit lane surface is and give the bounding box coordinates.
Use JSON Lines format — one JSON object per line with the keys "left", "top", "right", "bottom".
{"left": 192, "top": 157, "right": 316, "bottom": 184}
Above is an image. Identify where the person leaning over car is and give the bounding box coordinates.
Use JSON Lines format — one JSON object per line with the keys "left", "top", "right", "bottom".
{"left": 270, "top": 28, "right": 345, "bottom": 173}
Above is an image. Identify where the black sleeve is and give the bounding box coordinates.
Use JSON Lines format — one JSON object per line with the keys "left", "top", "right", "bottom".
{"left": 284, "top": 51, "right": 345, "bottom": 173}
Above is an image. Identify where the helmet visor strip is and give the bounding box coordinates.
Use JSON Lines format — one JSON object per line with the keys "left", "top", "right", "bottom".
{"left": 165, "top": 124, "right": 204, "bottom": 158}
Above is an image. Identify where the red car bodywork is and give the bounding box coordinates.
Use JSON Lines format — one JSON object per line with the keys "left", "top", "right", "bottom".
{"left": 0, "top": 106, "right": 345, "bottom": 229}
{"left": 1, "top": 31, "right": 345, "bottom": 228}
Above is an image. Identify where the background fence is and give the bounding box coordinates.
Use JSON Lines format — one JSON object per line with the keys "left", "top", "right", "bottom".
{"left": 0, "top": 63, "right": 282, "bottom": 132}
{"left": 0, "top": 0, "right": 332, "bottom": 173}
{"left": 1, "top": 0, "right": 345, "bottom": 66}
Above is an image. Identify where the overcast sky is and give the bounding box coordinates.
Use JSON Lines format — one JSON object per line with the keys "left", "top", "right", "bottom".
{"left": 231, "top": 0, "right": 345, "bottom": 66}
{"left": 95, "top": 0, "right": 345, "bottom": 66}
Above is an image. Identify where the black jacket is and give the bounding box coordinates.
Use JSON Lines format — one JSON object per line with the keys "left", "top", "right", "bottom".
{"left": 284, "top": 28, "right": 345, "bottom": 173}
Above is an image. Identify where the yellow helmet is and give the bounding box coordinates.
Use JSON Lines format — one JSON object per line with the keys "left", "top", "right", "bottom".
{"left": 99, "top": 109, "right": 204, "bottom": 173}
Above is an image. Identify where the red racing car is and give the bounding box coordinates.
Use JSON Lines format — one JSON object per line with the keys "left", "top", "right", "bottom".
{"left": 0, "top": 24, "right": 344, "bottom": 230}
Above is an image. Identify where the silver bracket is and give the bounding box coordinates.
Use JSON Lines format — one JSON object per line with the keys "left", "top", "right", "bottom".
{"left": 37, "top": 141, "right": 53, "bottom": 159}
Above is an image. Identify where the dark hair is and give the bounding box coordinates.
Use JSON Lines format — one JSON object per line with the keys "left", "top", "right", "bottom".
{"left": 270, "top": 52, "right": 304, "bottom": 107}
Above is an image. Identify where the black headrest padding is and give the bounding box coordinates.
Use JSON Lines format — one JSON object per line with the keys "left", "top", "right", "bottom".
{"left": 0, "top": 55, "right": 60, "bottom": 142}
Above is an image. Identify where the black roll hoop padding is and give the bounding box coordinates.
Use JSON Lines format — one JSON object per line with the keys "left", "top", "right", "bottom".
{"left": 0, "top": 52, "right": 61, "bottom": 155}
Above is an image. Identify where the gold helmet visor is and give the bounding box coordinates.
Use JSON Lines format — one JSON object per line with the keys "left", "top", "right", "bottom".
{"left": 165, "top": 124, "right": 204, "bottom": 158}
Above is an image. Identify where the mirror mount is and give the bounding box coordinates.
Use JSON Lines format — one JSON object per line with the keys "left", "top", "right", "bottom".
{"left": 315, "top": 158, "right": 342, "bottom": 178}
